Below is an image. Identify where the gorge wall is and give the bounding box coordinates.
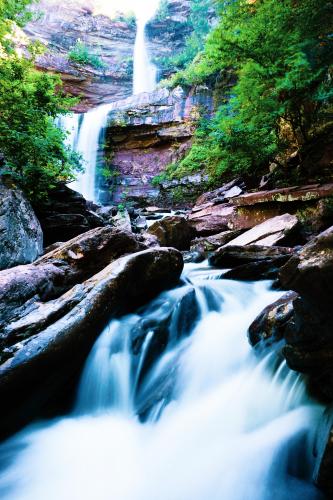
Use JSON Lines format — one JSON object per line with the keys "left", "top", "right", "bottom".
{"left": 24, "top": 0, "right": 192, "bottom": 111}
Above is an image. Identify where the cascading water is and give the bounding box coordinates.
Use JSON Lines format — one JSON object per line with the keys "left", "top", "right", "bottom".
{"left": 61, "top": 0, "right": 160, "bottom": 203}
{"left": 0, "top": 263, "right": 324, "bottom": 500}
{"left": 132, "top": 0, "right": 160, "bottom": 95}
{"left": 69, "top": 103, "right": 113, "bottom": 201}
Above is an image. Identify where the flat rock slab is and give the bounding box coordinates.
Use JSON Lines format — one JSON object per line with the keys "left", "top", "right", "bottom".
{"left": 224, "top": 214, "right": 300, "bottom": 247}
{"left": 209, "top": 245, "right": 294, "bottom": 268}
{"left": 232, "top": 183, "right": 333, "bottom": 206}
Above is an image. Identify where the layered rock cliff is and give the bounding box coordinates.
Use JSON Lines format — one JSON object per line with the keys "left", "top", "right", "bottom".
{"left": 23, "top": 0, "right": 192, "bottom": 110}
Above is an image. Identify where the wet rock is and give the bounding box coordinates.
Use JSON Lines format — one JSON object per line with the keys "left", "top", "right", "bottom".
{"left": 189, "top": 203, "right": 237, "bottom": 236}
{"left": 248, "top": 292, "right": 298, "bottom": 346}
{"left": 209, "top": 245, "right": 294, "bottom": 268}
{"left": 0, "top": 227, "right": 144, "bottom": 334}
{"left": 224, "top": 214, "right": 300, "bottom": 247}
{"left": 34, "top": 184, "right": 104, "bottom": 246}
{"left": 0, "top": 247, "right": 183, "bottom": 437}
{"left": 0, "top": 180, "right": 43, "bottom": 270}
{"left": 221, "top": 258, "right": 292, "bottom": 282}
{"left": 133, "top": 216, "right": 148, "bottom": 232}
{"left": 182, "top": 250, "right": 205, "bottom": 264}
{"left": 278, "top": 226, "right": 333, "bottom": 401}
{"left": 313, "top": 406, "right": 333, "bottom": 496}
{"left": 148, "top": 216, "right": 194, "bottom": 250}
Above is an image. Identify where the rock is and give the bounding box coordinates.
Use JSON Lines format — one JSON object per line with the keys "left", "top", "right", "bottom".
{"left": 0, "top": 227, "right": 144, "bottom": 334}
{"left": 209, "top": 245, "right": 294, "bottom": 268}
{"left": 0, "top": 180, "right": 43, "bottom": 270}
{"left": 248, "top": 292, "right": 298, "bottom": 346}
{"left": 0, "top": 247, "right": 183, "bottom": 437}
{"left": 103, "top": 87, "right": 213, "bottom": 206}
{"left": 277, "top": 226, "right": 333, "bottom": 402}
{"left": 148, "top": 216, "right": 194, "bottom": 250}
{"left": 221, "top": 258, "right": 292, "bottom": 281}
{"left": 189, "top": 203, "right": 237, "bottom": 236}
{"left": 232, "top": 183, "right": 333, "bottom": 207}
{"left": 182, "top": 250, "right": 205, "bottom": 264}
{"left": 96, "top": 205, "right": 117, "bottom": 223}
{"left": 224, "top": 214, "right": 300, "bottom": 247}
{"left": 133, "top": 215, "right": 148, "bottom": 232}
{"left": 112, "top": 209, "right": 132, "bottom": 232}
{"left": 190, "top": 229, "right": 244, "bottom": 252}
{"left": 195, "top": 179, "right": 245, "bottom": 206}
{"left": 33, "top": 184, "right": 104, "bottom": 246}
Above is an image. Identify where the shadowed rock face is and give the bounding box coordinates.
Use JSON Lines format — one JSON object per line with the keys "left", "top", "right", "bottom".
{"left": 0, "top": 180, "right": 43, "bottom": 270}
{"left": 0, "top": 247, "right": 183, "bottom": 438}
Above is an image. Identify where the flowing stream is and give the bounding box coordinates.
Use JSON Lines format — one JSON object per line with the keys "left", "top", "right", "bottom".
{"left": 0, "top": 263, "right": 324, "bottom": 500}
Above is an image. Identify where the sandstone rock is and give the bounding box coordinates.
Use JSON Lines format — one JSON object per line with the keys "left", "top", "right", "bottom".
{"left": 248, "top": 292, "right": 298, "bottom": 346}
{"left": 224, "top": 214, "right": 300, "bottom": 247}
{"left": 190, "top": 229, "right": 244, "bottom": 252}
{"left": 148, "top": 216, "right": 193, "bottom": 250}
{"left": 0, "top": 227, "right": 144, "bottom": 334}
{"left": 182, "top": 250, "right": 205, "bottom": 264}
{"left": 195, "top": 179, "right": 244, "bottom": 206}
{"left": 33, "top": 184, "right": 104, "bottom": 246}
{"left": 0, "top": 180, "right": 43, "bottom": 270}
{"left": 232, "top": 183, "right": 333, "bottom": 207}
{"left": 0, "top": 247, "right": 183, "bottom": 437}
{"left": 189, "top": 204, "right": 236, "bottom": 236}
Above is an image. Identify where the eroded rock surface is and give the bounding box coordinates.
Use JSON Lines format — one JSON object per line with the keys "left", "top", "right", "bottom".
{"left": 148, "top": 215, "right": 193, "bottom": 250}
{"left": 0, "top": 180, "right": 43, "bottom": 270}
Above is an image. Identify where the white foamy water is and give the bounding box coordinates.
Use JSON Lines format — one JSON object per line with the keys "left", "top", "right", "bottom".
{"left": 133, "top": 1, "right": 159, "bottom": 95}
{"left": 0, "top": 263, "right": 324, "bottom": 499}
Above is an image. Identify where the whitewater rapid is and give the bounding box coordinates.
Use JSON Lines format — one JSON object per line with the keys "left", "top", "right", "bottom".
{"left": 0, "top": 263, "right": 324, "bottom": 500}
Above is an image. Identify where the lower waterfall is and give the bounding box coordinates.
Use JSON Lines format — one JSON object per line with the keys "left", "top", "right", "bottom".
{"left": 0, "top": 263, "right": 324, "bottom": 500}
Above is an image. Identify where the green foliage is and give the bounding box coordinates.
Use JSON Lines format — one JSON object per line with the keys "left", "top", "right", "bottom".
{"left": 155, "top": 0, "right": 169, "bottom": 21}
{"left": 0, "top": 0, "right": 83, "bottom": 200}
{"left": 169, "top": 0, "right": 333, "bottom": 181}
{"left": 159, "top": 0, "right": 215, "bottom": 76}
{"left": 68, "top": 40, "right": 107, "bottom": 70}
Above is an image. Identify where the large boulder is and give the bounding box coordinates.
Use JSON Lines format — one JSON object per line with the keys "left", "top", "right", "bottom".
{"left": 147, "top": 215, "right": 194, "bottom": 250}
{"left": 0, "top": 226, "right": 144, "bottom": 334}
{"left": 0, "top": 180, "right": 43, "bottom": 270}
{"left": 209, "top": 245, "right": 294, "bottom": 281}
{"left": 248, "top": 292, "right": 298, "bottom": 347}
{"left": 224, "top": 214, "right": 300, "bottom": 247}
{"left": 0, "top": 247, "right": 183, "bottom": 437}
{"left": 209, "top": 245, "right": 294, "bottom": 268}
{"left": 33, "top": 184, "right": 104, "bottom": 246}
{"left": 278, "top": 226, "right": 333, "bottom": 400}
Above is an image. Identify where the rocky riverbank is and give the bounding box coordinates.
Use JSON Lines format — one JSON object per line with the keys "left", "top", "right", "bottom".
{"left": 2, "top": 174, "right": 333, "bottom": 494}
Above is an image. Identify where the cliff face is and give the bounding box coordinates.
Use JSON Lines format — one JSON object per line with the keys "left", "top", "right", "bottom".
{"left": 24, "top": 0, "right": 192, "bottom": 110}
{"left": 99, "top": 86, "right": 213, "bottom": 206}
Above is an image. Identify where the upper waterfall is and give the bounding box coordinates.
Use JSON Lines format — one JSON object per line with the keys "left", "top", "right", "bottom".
{"left": 133, "top": 0, "right": 160, "bottom": 94}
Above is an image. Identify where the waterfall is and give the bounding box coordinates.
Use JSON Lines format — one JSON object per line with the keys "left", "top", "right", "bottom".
{"left": 133, "top": 1, "right": 159, "bottom": 95}
{"left": 0, "top": 263, "right": 324, "bottom": 500}
{"left": 70, "top": 104, "right": 113, "bottom": 202}
{"left": 60, "top": 1, "right": 160, "bottom": 203}
{"left": 56, "top": 113, "right": 79, "bottom": 149}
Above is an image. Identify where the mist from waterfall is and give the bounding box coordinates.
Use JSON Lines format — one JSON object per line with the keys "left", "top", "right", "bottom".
{"left": 0, "top": 263, "right": 324, "bottom": 500}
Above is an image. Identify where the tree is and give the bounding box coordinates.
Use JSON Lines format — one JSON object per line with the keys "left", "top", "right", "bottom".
{"left": 0, "top": 0, "right": 82, "bottom": 199}
{"left": 170, "top": 0, "right": 333, "bottom": 180}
